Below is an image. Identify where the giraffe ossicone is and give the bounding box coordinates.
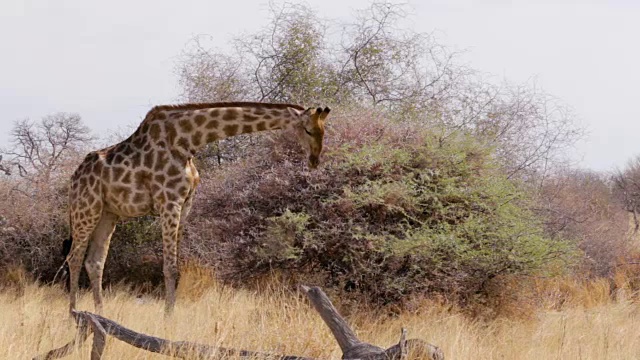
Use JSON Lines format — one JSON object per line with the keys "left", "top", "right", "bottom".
{"left": 65, "top": 102, "right": 331, "bottom": 314}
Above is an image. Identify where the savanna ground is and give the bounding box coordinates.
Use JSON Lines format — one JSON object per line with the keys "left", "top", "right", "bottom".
{"left": 4, "top": 265, "right": 640, "bottom": 360}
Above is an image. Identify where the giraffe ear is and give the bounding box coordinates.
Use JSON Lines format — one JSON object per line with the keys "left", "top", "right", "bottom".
{"left": 287, "top": 107, "right": 304, "bottom": 118}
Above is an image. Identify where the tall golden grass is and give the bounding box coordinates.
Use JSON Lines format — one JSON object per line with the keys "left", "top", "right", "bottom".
{"left": 3, "top": 264, "right": 640, "bottom": 359}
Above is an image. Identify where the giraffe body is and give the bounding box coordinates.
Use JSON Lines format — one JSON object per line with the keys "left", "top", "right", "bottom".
{"left": 66, "top": 102, "right": 330, "bottom": 314}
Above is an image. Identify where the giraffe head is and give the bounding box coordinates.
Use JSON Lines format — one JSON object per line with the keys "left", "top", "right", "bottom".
{"left": 287, "top": 106, "right": 331, "bottom": 169}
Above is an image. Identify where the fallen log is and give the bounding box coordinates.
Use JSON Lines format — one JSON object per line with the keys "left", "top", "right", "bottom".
{"left": 33, "top": 310, "right": 314, "bottom": 360}
{"left": 33, "top": 286, "right": 444, "bottom": 360}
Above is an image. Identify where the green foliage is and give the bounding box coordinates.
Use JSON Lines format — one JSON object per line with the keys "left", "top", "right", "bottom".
{"left": 256, "top": 210, "right": 309, "bottom": 263}
{"left": 113, "top": 216, "right": 160, "bottom": 246}
{"left": 321, "top": 140, "right": 572, "bottom": 302}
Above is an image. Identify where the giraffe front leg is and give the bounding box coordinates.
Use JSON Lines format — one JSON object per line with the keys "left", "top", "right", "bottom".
{"left": 160, "top": 202, "right": 182, "bottom": 315}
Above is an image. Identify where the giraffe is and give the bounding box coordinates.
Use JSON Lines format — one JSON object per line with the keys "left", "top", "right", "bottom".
{"left": 65, "top": 102, "right": 331, "bottom": 314}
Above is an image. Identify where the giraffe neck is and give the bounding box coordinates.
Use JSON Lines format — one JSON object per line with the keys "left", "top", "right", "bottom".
{"left": 139, "top": 103, "right": 303, "bottom": 155}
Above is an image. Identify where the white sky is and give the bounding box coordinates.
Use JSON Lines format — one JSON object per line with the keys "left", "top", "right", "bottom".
{"left": 1, "top": 0, "right": 639, "bottom": 171}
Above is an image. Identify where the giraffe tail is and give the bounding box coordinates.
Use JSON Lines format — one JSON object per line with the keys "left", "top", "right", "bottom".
{"left": 55, "top": 214, "right": 73, "bottom": 290}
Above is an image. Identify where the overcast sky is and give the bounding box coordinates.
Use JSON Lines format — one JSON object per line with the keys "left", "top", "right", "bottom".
{"left": 1, "top": 0, "right": 638, "bottom": 171}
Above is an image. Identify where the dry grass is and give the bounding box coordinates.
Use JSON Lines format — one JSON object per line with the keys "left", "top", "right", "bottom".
{"left": 4, "top": 267, "right": 640, "bottom": 360}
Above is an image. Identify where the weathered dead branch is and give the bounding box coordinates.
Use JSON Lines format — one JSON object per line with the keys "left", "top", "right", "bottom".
{"left": 301, "top": 285, "right": 444, "bottom": 360}
{"left": 33, "top": 286, "right": 443, "bottom": 360}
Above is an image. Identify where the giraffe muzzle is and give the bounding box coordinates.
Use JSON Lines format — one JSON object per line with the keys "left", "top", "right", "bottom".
{"left": 308, "top": 155, "right": 319, "bottom": 169}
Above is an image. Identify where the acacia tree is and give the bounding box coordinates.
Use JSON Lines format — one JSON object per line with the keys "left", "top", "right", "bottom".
{"left": 1, "top": 112, "right": 92, "bottom": 185}
{"left": 237, "top": 2, "right": 334, "bottom": 104}
{"left": 176, "top": 1, "right": 583, "bottom": 185}
{"left": 177, "top": 46, "right": 250, "bottom": 103}
{"left": 470, "top": 83, "right": 584, "bottom": 184}
{"left": 336, "top": 2, "right": 459, "bottom": 111}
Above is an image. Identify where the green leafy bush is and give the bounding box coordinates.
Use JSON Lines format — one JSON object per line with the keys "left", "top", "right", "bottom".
{"left": 188, "top": 110, "right": 576, "bottom": 307}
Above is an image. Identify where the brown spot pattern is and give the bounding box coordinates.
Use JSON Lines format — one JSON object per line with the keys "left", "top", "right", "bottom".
{"left": 205, "top": 119, "right": 219, "bottom": 129}
{"left": 206, "top": 133, "right": 219, "bottom": 143}
{"left": 167, "top": 165, "right": 181, "bottom": 177}
{"left": 112, "top": 167, "right": 125, "bottom": 182}
{"left": 166, "top": 178, "right": 183, "bottom": 188}
{"left": 192, "top": 131, "right": 203, "bottom": 147}
{"left": 222, "top": 109, "right": 239, "bottom": 121}
{"left": 176, "top": 137, "right": 190, "bottom": 150}
{"left": 155, "top": 151, "right": 168, "bottom": 171}
{"left": 223, "top": 124, "right": 239, "bottom": 137}
{"left": 194, "top": 114, "right": 206, "bottom": 126}
{"left": 132, "top": 192, "right": 146, "bottom": 203}
{"left": 178, "top": 119, "right": 193, "bottom": 133}
{"left": 143, "top": 152, "right": 154, "bottom": 168}
{"left": 149, "top": 123, "right": 160, "bottom": 141}
{"left": 134, "top": 170, "right": 152, "bottom": 187}
{"left": 122, "top": 171, "right": 132, "bottom": 184}
{"left": 164, "top": 123, "right": 177, "bottom": 144}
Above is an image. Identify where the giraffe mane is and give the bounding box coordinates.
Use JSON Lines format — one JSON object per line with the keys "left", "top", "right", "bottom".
{"left": 144, "top": 102, "right": 306, "bottom": 120}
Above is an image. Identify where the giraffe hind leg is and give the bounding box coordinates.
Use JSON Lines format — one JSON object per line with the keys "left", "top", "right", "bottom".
{"left": 84, "top": 211, "right": 119, "bottom": 314}
{"left": 68, "top": 218, "right": 99, "bottom": 314}
{"left": 67, "top": 202, "right": 102, "bottom": 311}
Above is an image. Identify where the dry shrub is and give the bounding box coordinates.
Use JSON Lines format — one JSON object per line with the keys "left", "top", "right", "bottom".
{"left": 469, "top": 274, "right": 621, "bottom": 321}
{"left": 539, "top": 169, "right": 630, "bottom": 277}
{"left": 611, "top": 247, "right": 640, "bottom": 298}
{"left": 0, "top": 263, "right": 32, "bottom": 298}
{"left": 176, "top": 260, "right": 219, "bottom": 302}
{"left": 0, "top": 169, "right": 73, "bottom": 282}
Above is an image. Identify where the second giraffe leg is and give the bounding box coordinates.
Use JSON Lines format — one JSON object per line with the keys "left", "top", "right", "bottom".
{"left": 160, "top": 202, "right": 182, "bottom": 314}
{"left": 84, "top": 211, "right": 119, "bottom": 314}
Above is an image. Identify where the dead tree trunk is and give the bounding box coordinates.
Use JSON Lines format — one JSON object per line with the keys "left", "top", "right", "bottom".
{"left": 33, "top": 286, "right": 444, "bottom": 360}
{"left": 300, "top": 285, "right": 444, "bottom": 360}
